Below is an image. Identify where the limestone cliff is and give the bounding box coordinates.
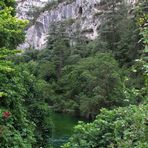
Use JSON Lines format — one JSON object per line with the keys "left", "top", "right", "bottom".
{"left": 16, "top": 0, "right": 138, "bottom": 50}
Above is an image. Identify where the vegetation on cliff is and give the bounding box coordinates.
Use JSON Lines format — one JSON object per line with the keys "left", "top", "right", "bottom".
{"left": 0, "top": 0, "right": 147, "bottom": 147}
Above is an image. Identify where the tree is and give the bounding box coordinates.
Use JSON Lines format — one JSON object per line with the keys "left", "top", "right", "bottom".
{"left": 62, "top": 2, "right": 148, "bottom": 147}
{"left": 37, "top": 23, "right": 71, "bottom": 80}
{"left": 0, "top": 56, "right": 36, "bottom": 147}
{"left": 0, "top": 2, "right": 35, "bottom": 147}
{"left": 0, "top": 7, "right": 27, "bottom": 49}
{"left": 63, "top": 104, "right": 148, "bottom": 148}
{"left": 135, "top": 0, "right": 148, "bottom": 101}
{"left": 0, "top": 0, "right": 16, "bottom": 15}
{"left": 58, "top": 53, "right": 125, "bottom": 119}
{"left": 99, "top": 0, "right": 142, "bottom": 66}
{"left": 100, "top": 0, "right": 123, "bottom": 51}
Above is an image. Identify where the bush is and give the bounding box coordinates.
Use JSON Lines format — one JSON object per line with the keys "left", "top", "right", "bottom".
{"left": 63, "top": 104, "right": 148, "bottom": 148}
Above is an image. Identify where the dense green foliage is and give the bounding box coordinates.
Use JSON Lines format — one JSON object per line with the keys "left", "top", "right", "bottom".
{"left": 0, "top": 0, "right": 147, "bottom": 147}
{"left": 136, "top": 0, "right": 148, "bottom": 100}
{"left": 94, "top": 0, "right": 142, "bottom": 67}
{"left": 17, "top": 39, "right": 128, "bottom": 119}
{"left": 15, "top": 64, "right": 53, "bottom": 147}
{"left": 0, "top": 0, "right": 16, "bottom": 15}
{"left": 62, "top": 104, "right": 148, "bottom": 148}
{"left": 0, "top": 1, "right": 52, "bottom": 147}
{"left": 62, "top": 1, "right": 148, "bottom": 147}
{"left": 18, "top": 1, "right": 145, "bottom": 120}
{"left": 55, "top": 53, "right": 125, "bottom": 119}
{"left": 0, "top": 8, "right": 35, "bottom": 148}
{"left": 0, "top": 56, "right": 35, "bottom": 147}
{"left": 0, "top": 7, "right": 25, "bottom": 48}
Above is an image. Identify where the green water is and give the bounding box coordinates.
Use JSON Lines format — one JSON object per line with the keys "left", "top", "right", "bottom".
{"left": 51, "top": 113, "right": 79, "bottom": 148}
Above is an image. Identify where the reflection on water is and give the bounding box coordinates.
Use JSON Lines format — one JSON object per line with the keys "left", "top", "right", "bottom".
{"left": 51, "top": 136, "right": 69, "bottom": 148}
{"left": 51, "top": 112, "right": 79, "bottom": 148}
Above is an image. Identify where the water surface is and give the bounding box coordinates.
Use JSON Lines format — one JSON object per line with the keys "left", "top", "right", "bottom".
{"left": 51, "top": 113, "right": 79, "bottom": 147}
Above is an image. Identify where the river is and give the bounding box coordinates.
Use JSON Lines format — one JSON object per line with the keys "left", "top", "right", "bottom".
{"left": 51, "top": 112, "right": 79, "bottom": 148}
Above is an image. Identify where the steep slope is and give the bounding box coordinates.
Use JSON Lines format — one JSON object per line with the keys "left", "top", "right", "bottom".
{"left": 16, "top": 0, "right": 138, "bottom": 49}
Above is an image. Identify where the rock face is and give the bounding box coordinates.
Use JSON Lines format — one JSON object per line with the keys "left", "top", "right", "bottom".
{"left": 16, "top": 0, "right": 138, "bottom": 50}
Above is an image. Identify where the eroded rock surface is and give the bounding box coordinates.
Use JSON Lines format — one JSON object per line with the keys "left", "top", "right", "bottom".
{"left": 16, "top": 0, "right": 138, "bottom": 49}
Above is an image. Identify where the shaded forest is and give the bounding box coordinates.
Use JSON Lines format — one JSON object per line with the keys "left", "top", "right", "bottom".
{"left": 0, "top": 0, "right": 147, "bottom": 148}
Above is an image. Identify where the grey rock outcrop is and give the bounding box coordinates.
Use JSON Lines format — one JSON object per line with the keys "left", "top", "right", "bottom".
{"left": 16, "top": 0, "right": 138, "bottom": 50}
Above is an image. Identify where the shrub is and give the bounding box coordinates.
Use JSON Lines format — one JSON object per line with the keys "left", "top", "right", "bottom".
{"left": 63, "top": 104, "right": 148, "bottom": 148}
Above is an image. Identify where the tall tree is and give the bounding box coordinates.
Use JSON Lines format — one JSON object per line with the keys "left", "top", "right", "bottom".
{"left": 99, "top": 0, "right": 141, "bottom": 66}
{"left": 0, "top": 1, "right": 36, "bottom": 147}
{"left": 58, "top": 53, "right": 125, "bottom": 119}
{"left": 38, "top": 23, "right": 71, "bottom": 80}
